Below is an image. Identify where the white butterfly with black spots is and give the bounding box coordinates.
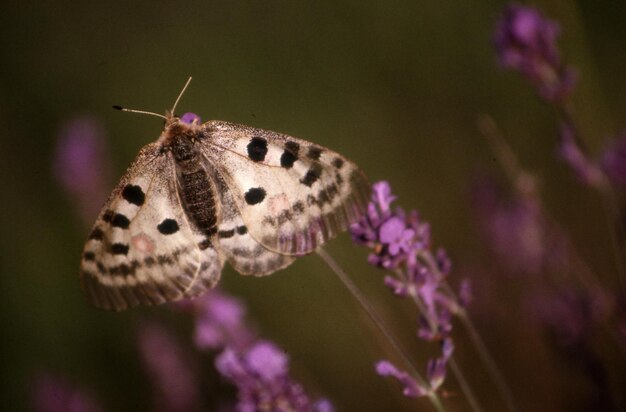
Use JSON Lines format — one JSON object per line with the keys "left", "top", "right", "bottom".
{"left": 80, "top": 107, "right": 369, "bottom": 311}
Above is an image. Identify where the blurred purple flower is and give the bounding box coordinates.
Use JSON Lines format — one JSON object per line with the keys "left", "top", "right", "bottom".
{"left": 471, "top": 176, "right": 569, "bottom": 275}
{"left": 53, "top": 115, "right": 111, "bottom": 225}
{"left": 558, "top": 122, "right": 607, "bottom": 189}
{"left": 494, "top": 3, "right": 576, "bottom": 102}
{"left": 137, "top": 322, "right": 201, "bottom": 412}
{"left": 190, "top": 290, "right": 254, "bottom": 350}
{"left": 530, "top": 287, "right": 612, "bottom": 347}
{"left": 188, "top": 289, "right": 332, "bottom": 412}
{"left": 600, "top": 134, "right": 626, "bottom": 189}
{"left": 216, "top": 341, "right": 318, "bottom": 412}
{"left": 32, "top": 373, "right": 102, "bottom": 412}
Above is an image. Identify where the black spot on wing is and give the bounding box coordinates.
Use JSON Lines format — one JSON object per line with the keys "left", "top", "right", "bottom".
{"left": 307, "top": 146, "right": 323, "bottom": 160}
{"left": 157, "top": 218, "right": 179, "bottom": 235}
{"left": 218, "top": 229, "right": 235, "bottom": 239}
{"left": 293, "top": 201, "right": 305, "bottom": 214}
{"left": 89, "top": 228, "right": 104, "bottom": 240}
{"left": 300, "top": 164, "right": 322, "bottom": 187}
{"left": 83, "top": 251, "right": 95, "bottom": 261}
{"left": 332, "top": 158, "right": 344, "bottom": 169}
{"left": 280, "top": 141, "right": 300, "bottom": 168}
{"left": 111, "top": 243, "right": 129, "bottom": 255}
{"left": 247, "top": 136, "right": 268, "bottom": 162}
{"left": 236, "top": 226, "right": 248, "bottom": 235}
{"left": 198, "top": 239, "right": 212, "bottom": 250}
{"left": 111, "top": 213, "right": 130, "bottom": 229}
{"left": 102, "top": 210, "right": 114, "bottom": 222}
{"left": 244, "top": 187, "right": 266, "bottom": 205}
{"left": 122, "top": 184, "right": 145, "bottom": 206}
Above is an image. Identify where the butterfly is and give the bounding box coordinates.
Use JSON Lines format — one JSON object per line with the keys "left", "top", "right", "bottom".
{"left": 80, "top": 78, "right": 369, "bottom": 311}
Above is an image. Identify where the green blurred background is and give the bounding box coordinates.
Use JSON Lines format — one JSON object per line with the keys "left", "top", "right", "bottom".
{"left": 1, "top": 1, "right": 625, "bottom": 411}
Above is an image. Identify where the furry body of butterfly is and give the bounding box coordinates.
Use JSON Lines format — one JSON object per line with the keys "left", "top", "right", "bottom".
{"left": 80, "top": 113, "right": 369, "bottom": 311}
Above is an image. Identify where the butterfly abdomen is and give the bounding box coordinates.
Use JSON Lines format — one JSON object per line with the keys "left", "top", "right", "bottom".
{"left": 171, "top": 137, "right": 219, "bottom": 239}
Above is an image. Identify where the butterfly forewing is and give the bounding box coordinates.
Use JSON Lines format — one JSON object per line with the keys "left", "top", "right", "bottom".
{"left": 200, "top": 120, "right": 369, "bottom": 256}
{"left": 80, "top": 144, "right": 223, "bottom": 311}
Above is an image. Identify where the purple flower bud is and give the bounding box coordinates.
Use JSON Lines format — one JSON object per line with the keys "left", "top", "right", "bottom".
{"left": 372, "top": 181, "right": 396, "bottom": 214}
{"left": 180, "top": 112, "right": 201, "bottom": 125}
{"left": 427, "top": 339, "right": 453, "bottom": 391}
{"left": 379, "top": 217, "right": 415, "bottom": 256}
{"left": 375, "top": 361, "right": 427, "bottom": 398}
{"left": 245, "top": 341, "right": 288, "bottom": 381}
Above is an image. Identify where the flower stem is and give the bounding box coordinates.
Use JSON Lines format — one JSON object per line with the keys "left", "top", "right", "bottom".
{"left": 449, "top": 357, "right": 484, "bottom": 412}
{"left": 316, "top": 248, "right": 446, "bottom": 412}
{"left": 458, "top": 310, "right": 518, "bottom": 412}
{"left": 419, "top": 251, "right": 517, "bottom": 412}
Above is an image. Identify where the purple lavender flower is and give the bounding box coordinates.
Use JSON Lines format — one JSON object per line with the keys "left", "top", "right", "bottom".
{"left": 600, "top": 133, "right": 626, "bottom": 188}
{"left": 351, "top": 181, "right": 468, "bottom": 397}
{"left": 53, "top": 115, "right": 111, "bottom": 225}
{"left": 137, "top": 322, "right": 201, "bottom": 412}
{"left": 32, "top": 373, "right": 102, "bottom": 412}
{"left": 188, "top": 289, "right": 332, "bottom": 412}
{"left": 215, "top": 341, "right": 317, "bottom": 412}
{"left": 494, "top": 3, "right": 576, "bottom": 102}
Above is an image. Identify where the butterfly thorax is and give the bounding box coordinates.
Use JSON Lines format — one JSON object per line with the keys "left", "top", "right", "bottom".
{"left": 161, "top": 120, "right": 220, "bottom": 241}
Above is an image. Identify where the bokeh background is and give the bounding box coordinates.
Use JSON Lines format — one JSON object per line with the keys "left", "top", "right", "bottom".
{"left": 1, "top": 1, "right": 625, "bottom": 411}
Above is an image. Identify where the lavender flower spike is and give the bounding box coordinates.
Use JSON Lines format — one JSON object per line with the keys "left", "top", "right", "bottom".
{"left": 494, "top": 3, "right": 576, "bottom": 102}
{"left": 189, "top": 289, "right": 332, "bottom": 412}
{"left": 351, "top": 181, "right": 469, "bottom": 400}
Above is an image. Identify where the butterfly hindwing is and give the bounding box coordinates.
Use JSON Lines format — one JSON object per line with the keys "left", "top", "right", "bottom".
{"left": 199, "top": 120, "right": 369, "bottom": 256}
{"left": 209, "top": 168, "right": 296, "bottom": 275}
{"left": 80, "top": 144, "right": 224, "bottom": 311}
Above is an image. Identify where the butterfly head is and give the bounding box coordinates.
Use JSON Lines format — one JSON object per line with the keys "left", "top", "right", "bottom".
{"left": 157, "top": 111, "right": 203, "bottom": 150}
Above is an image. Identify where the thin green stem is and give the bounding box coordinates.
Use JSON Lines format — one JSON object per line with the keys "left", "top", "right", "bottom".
{"left": 599, "top": 187, "right": 626, "bottom": 293}
{"left": 316, "top": 248, "right": 446, "bottom": 412}
{"left": 449, "top": 357, "right": 484, "bottom": 412}
{"left": 407, "top": 291, "right": 483, "bottom": 412}
{"left": 458, "top": 310, "right": 518, "bottom": 412}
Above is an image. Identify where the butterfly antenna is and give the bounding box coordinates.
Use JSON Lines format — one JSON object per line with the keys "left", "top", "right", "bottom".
{"left": 112, "top": 106, "right": 168, "bottom": 120}
{"left": 170, "top": 76, "right": 192, "bottom": 115}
